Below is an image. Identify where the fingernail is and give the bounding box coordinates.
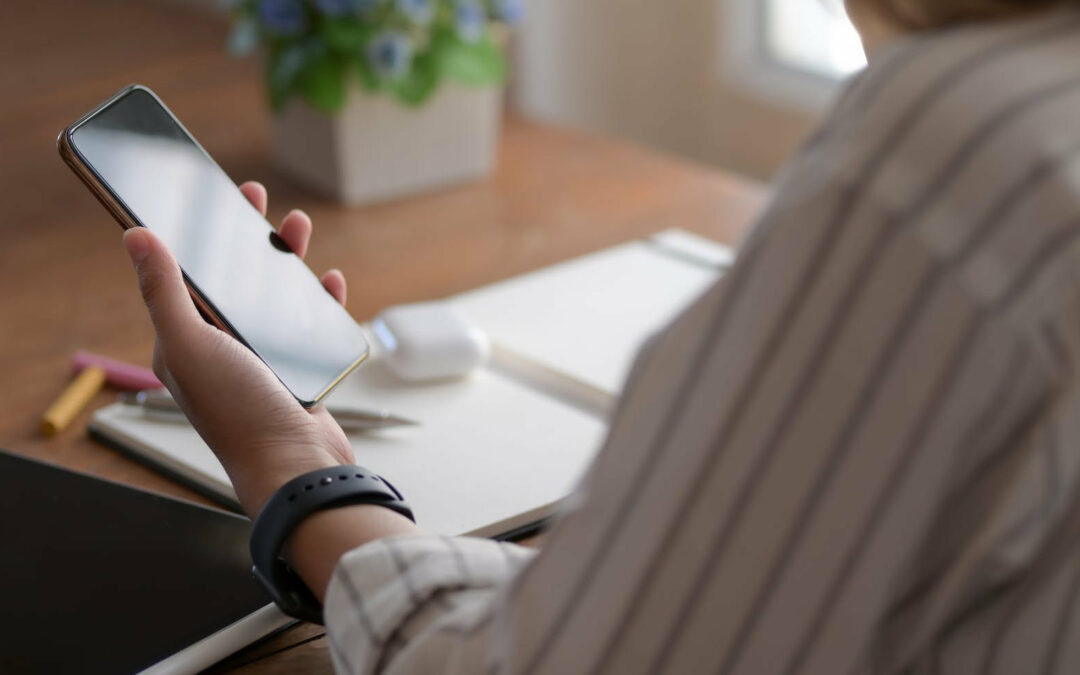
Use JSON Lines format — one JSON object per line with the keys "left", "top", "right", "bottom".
{"left": 123, "top": 228, "right": 149, "bottom": 266}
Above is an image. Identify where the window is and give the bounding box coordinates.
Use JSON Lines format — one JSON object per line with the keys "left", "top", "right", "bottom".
{"left": 764, "top": 0, "right": 866, "bottom": 79}
{"left": 723, "top": 0, "right": 867, "bottom": 112}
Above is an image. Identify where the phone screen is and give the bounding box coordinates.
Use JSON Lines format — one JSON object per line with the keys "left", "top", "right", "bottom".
{"left": 68, "top": 87, "right": 368, "bottom": 404}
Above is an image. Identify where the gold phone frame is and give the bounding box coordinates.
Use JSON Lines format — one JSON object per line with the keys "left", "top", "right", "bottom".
{"left": 57, "top": 84, "right": 368, "bottom": 407}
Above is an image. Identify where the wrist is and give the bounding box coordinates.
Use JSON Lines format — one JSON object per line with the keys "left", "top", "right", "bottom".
{"left": 230, "top": 454, "right": 343, "bottom": 517}
{"left": 249, "top": 465, "right": 419, "bottom": 621}
{"left": 287, "top": 504, "right": 420, "bottom": 601}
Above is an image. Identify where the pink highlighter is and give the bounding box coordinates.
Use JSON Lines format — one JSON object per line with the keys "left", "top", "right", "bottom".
{"left": 72, "top": 350, "right": 163, "bottom": 392}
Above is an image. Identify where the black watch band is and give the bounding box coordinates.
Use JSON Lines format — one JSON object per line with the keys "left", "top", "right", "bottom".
{"left": 250, "top": 465, "right": 415, "bottom": 624}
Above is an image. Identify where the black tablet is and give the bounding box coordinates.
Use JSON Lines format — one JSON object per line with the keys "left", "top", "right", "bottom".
{"left": 0, "top": 450, "right": 293, "bottom": 674}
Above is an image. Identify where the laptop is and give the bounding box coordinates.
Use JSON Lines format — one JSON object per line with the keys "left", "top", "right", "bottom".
{"left": 0, "top": 449, "right": 292, "bottom": 674}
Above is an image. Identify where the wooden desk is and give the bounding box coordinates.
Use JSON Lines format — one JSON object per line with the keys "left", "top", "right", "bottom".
{"left": 0, "top": 0, "right": 765, "bottom": 670}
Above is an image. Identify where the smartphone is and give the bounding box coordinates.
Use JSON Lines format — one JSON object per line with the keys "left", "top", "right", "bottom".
{"left": 58, "top": 85, "right": 369, "bottom": 406}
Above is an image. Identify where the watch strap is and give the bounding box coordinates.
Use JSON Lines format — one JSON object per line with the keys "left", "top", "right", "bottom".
{"left": 250, "top": 465, "right": 414, "bottom": 623}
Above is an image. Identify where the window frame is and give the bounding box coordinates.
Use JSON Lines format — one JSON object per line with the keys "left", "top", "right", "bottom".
{"left": 721, "top": 0, "right": 858, "bottom": 113}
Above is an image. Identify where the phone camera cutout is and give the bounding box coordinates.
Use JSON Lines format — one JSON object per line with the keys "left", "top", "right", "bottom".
{"left": 268, "top": 231, "right": 292, "bottom": 253}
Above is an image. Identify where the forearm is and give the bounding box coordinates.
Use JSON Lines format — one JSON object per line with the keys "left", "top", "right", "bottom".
{"left": 227, "top": 452, "right": 423, "bottom": 603}
{"left": 287, "top": 503, "right": 422, "bottom": 603}
{"left": 231, "top": 453, "right": 423, "bottom": 602}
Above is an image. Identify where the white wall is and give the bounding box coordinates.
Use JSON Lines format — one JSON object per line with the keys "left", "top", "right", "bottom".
{"left": 511, "top": 0, "right": 823, "bottom": 180}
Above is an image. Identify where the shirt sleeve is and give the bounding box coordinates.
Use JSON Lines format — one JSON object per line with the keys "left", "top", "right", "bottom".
{"left": 323, "top": 535, "right": 535, "bottom": 675}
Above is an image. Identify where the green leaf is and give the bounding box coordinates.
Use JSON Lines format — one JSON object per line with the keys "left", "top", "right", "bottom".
{"left": 267, "top": 43, "right": 309, "bottom": 111}
{"left": 436, "top": 35, "right": 506, "bottom": 87}
{"left": 299, "top": 52, "right": 347, "bottom": 113}
{"left": 354, "top": 57, "right": 382, "bottom": 92}
{"left": 322, "top": 17, "right": 369, "bottom": 56}
{"left": 391, "top": 49, "right": 439, "bottom": 105}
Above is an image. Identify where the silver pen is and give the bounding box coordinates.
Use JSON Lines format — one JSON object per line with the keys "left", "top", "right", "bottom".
{"left": 118, "top": 389, "right": 418, "bottom": 431}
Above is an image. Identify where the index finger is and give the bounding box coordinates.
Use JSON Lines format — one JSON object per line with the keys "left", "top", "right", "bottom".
{"left": 240, "top": 181, "right": 268, "bottom": 217}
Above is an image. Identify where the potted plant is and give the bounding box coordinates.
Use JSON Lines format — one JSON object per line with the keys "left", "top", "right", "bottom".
{"left": 228, "top": 0, "right": 523, "bottom": 204}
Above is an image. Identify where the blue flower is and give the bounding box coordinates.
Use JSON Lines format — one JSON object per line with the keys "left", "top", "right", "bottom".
{"left": 395, "top": 0, "right": 434, "bottom": 25}
{"left": 455, "top": 2, "right": 486, "bottom": 43}
{"left": 367, "top": 31, "right": 414, "bottom": 79}
{"left": 493, "top": 0, "right": 523, "bottom": 24}
{"left": 258, "top": 0, "right": 308, "bottom": 36}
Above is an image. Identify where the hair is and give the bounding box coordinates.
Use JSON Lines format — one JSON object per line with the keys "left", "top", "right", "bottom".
{"left": 864, "top": 0, "right": 1068, "bottom": 29}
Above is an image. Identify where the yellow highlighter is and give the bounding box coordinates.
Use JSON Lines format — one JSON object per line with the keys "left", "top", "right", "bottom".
{"left": 41, "top": 365, "right": 107, "bottom": 436}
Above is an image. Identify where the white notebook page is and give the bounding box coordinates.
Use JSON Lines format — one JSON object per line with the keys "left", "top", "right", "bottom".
{"left": 450, "top": 231, "right": 729, "bottom": 396}
{"left": 93, "top": 361, "right": 605, "bottom": 537}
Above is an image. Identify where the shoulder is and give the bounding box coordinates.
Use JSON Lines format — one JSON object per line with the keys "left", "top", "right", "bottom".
{"left": 824, "top": 13, "right": 1077, "bottom": 170}
{"left": 788, "top": 10, "right": 1080, "bottom": 313}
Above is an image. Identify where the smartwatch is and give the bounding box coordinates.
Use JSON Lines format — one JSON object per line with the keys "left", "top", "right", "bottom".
{"left": 250, "top": 465, "right": 415, "bottom": 624}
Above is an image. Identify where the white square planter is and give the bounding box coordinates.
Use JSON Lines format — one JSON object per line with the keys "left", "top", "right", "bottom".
{"left": 271, "top": 84, "right": 502, "bottom": 205}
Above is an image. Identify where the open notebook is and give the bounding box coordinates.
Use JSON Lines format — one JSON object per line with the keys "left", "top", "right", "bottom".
{"left": 89, "top": 229, "right": 732, "bottom": 538}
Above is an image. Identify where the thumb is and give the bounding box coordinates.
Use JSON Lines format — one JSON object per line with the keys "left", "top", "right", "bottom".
{"left": 123, "top": 227, "right": 202, "bottom": 340}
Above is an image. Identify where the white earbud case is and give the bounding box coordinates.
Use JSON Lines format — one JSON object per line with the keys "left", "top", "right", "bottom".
{"left": 371, "top": 302, "right": 491, "bottom": 382}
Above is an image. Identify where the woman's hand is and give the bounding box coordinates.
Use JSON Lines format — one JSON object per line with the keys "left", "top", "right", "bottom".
{"left": 122, "top": 181, "right": 354, "bottom": 517}
{"left": 125, "top": 182, "right": 421, "bottom": 600}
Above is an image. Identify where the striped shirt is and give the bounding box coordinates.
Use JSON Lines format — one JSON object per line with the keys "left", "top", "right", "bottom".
{"left": 324, "top": 9, "right": 1080, "bottom": 674}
